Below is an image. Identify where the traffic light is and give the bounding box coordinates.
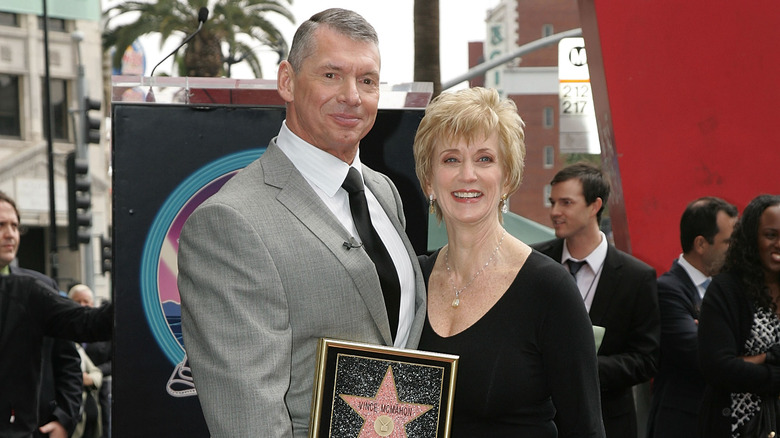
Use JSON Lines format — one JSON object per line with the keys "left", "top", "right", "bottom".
{"left": 100, "top": 234, "right": 112, "bottom": 275}
{"left": 83, "top": 97, "right": 101, "bottom": 144}
{"left": 67, "top": 152, "right": 91, "bottom": 249}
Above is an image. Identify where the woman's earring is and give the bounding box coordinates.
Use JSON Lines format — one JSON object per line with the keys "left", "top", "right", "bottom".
{"left": 429, "top": 194, "right": 436, "bottom": 214}
{"left": 501, "top": 194, "right": 509, "bottom": 214}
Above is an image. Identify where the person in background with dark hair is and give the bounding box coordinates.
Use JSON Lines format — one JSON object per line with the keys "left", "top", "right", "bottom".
{"left": 0, "top": 190, "right": 82, "bottom": 438}
{"left": 533, "top": 162, "right": 660, "bottom": 438}
{"left": 177, "top": 8, "right": 425, "bottom": 437}
{"left": 698, "top": 194, "right": 780, "bottom": 437}
{"left": 646, "top": 196, "right": 737, "bottom": 438}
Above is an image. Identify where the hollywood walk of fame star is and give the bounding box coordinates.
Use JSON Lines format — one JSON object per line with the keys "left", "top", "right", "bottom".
{"left": 339, "top": 366, "right": 433, "bottom": 438}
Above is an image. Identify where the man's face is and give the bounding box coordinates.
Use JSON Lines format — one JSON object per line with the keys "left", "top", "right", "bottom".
{"left": 548, "top": 179, "right": 600, "bottom": 240}
{"left": 71, "top": 290, "right": 94, "bottom": 307}
{"left": 278, "top": 26, "right": 381, "bottom": 163}
{"left": 0, "top": 200, "right": 19, "bottom": 269}
{"left": 701, "top": 210, "right": 737, "bottom": 276}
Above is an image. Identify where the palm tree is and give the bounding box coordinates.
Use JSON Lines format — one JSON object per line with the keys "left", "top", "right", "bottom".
{"left": 103, "top": 0, "right": 294, "bottom": 78}
{"left": 413, "top": 0, "right": 441, "bottom": 97}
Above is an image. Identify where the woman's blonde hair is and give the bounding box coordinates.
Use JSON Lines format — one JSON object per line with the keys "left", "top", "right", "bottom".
{"left": 413, "top": 87, "right": 526, "bottom": 221}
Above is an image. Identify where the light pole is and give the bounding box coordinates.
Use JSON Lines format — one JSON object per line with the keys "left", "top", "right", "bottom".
{"left": 71, "top": 30, "right": 95, "bottom": 290}
{"left": 42, "top": 0, "right": 58, "bottom": 281}
{"left": 441, "top": 28, "right": 583, "bottom": 91}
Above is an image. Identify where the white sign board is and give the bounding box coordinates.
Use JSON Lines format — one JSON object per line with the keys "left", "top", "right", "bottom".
{"left": 558, "top": 37, "right": 600, "bottom": 154}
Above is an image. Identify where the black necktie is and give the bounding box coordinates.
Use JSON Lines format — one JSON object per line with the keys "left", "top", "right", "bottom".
{"left": 342, "top": 167, "right": 401, "bottom": 341}
{"left": 567, "top": 259, "right": 587, "bottom": 278}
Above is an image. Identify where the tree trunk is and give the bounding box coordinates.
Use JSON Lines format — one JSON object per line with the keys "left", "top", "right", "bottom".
{"left": 413, "top": 0, "right": 441, "bottom": 98}
{"left": 184, "top": 31, "right": 223, "bottom": 77}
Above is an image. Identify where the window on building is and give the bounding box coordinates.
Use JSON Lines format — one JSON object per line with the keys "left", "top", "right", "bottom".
{"left": 0, "top": 74, "right": 21, "bottom": 138}
{"left": 37, "top": 16, "right": 66, "bottom": 32}
{"left": 542, "top": 24, "right": 554, "bottom": 38}
{"left": 543, "top": 145, "right": 554, "bottom": 168}
{"left": 42, "top": 78, "right": 69, "bottom": 141}
{"left": 0, "top": 12, "right": 19, "bottom": 27}
{"left": 543, "top": 107, "right": 554, "bottom": 128}
{"left": 544, "top": 184, "right": 552, "bottom": 207}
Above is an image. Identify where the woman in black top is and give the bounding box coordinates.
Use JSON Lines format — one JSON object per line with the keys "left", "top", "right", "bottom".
{"left": 699, "top": 194, "right": 780, "bottom": 437}
{"left": 412, "top": 87, "right": 604, "bottom": 437}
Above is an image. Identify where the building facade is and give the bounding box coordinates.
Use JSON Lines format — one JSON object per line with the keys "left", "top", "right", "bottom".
{"left": 0, "top": 1, "right": 110, "bottom": 300}
{"left": 483, "top": 0, "right": 583, "bottom": 227}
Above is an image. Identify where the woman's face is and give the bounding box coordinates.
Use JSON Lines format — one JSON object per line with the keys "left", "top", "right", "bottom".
{"left": 426, "top": 133, "right": 507, "bottom": 227}
{"left": 757, "top": 204, "right": 780, "bottom": 282}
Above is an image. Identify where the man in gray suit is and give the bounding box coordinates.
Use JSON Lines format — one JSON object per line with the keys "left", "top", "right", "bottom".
{"left": 177, "top": 8, "right": 426, "bottom": 438}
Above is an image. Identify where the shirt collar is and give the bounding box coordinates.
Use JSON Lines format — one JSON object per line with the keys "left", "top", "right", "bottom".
{"left": 276, "top": 120, "right": 363, "bottom": 197}
{"left": 678, "top": 254, "right": 710, "bottom": 288}
{"left": 0, "top": 265, "right": 9, "bottom": 276}
{"left": 562, "top": 231, "right": 608, "bottom": 270}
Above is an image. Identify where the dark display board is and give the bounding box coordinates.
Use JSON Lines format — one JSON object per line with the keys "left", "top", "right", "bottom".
{"left": 111, "top": 103, "right": 426, "bottom": 436}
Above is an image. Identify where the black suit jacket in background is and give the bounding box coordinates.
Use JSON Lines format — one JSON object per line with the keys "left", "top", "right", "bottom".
{"left": 9, "top": 266, "right": 82, "bottom": 437}
{"left": 646, "top": 259, "right": 705, "bottom": 438}
{"left": 0, "top": 274, "right": 112, "bottom": 438}
{"left": 533, "top": 238, "right": 660, "bottom": 438}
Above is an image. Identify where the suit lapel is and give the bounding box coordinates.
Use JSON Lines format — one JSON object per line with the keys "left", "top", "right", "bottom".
{"left": 589, "top": 245, "right": 621, "bottom": 324}
{"left": 261, "top": 144, "right": 394, "bottom": 345}
{"left": 538, "top": 238, "right": 565, "bottom": 261}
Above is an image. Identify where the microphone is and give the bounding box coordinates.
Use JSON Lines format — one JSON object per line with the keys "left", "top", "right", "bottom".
{"left": 146, "top": 7, "right": 209, "bottom": 101}
{"left": 343, "top": 238, "right": 363, "bottom": 250}
{"left": 150, "top": 7, "right": 208, "bottom": 77}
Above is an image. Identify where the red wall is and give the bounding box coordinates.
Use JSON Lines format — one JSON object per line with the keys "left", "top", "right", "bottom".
{"left": 579, "top": 0, "right": 780, "bottom": 274}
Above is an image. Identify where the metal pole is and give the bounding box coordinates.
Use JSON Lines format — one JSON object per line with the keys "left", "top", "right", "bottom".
{"left": 72, "top": 31, "right": 94, "bottom": 290}
{"left": 42, "top": 0, "right": 58, "bottom": 281}
{"left": 442, "top": 28, "right": 583, "bottom": 91}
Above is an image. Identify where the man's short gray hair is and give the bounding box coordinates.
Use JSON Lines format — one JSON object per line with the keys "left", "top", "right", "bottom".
{"left": 286, "top": 8, "right": 379, "bottom": 71}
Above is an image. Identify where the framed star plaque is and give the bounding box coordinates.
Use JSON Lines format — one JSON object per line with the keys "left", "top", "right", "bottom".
{"left": 309, "top": 338, "right": 459, "bottom": 438}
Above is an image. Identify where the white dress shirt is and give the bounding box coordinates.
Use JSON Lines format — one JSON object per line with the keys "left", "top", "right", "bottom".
{"left": 678, "top": 254, "right": 710, "bottom": 299}
{"left": 562, "top": 231, "right": 608, "bottom": 312}
{"left": 276, "top": 121, "right": 415, "bottom": 348}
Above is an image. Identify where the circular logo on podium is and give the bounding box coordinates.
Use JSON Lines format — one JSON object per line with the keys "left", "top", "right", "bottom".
{"left": 139, "top": 148, "right": 265, "bottom": 365}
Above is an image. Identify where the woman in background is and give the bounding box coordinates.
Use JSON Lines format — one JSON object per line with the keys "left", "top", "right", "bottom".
{"left": 413, "top": 87, "right": 604, "bottom": 437}
{"left": 699, "top": 194, "right": 780, "bottom": 437}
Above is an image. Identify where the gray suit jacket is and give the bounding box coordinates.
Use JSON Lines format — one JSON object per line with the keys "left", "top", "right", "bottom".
{"left": 178, "top": 140, "right": 427, "bottom": 437}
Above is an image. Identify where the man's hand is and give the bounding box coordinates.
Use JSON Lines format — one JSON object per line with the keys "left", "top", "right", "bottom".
{"left": 39, "top": 420, "right": 68, "bottom": 438}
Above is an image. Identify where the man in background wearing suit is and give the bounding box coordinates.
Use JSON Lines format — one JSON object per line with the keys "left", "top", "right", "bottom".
{"left": 0, "top": 191, "right": 82, "bottom": 438}
{"left": 645, "top": 197, "right": 737, "bottom": 438}
{"left": 533, "top": 163, "right": 660, "bottom": 438}
{"left": 177, "top": 8, "right": 426, "bottom": 438}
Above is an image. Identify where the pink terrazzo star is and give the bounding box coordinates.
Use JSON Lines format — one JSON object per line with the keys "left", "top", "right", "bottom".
{"left": 340, "top": 366, "right": 433, "bottom": 438}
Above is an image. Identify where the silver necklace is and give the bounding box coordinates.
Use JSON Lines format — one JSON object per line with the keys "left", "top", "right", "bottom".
{"left": 445, "top": 229, "right": 506, "bottom": 308}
